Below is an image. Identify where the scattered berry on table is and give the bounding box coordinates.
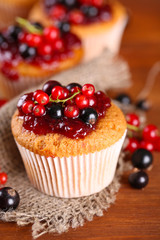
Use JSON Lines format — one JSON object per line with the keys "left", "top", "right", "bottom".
{"left": 0, "top": 187, "right": 20, "bottom": 212}
{"left": 142, "top": 124, "right": 159, "bottom": 142}
{"left": 139, "top": 140, "right": 154, "bottom": 152}
{"left": 131, "top": 148, "right": 153, "bottom": 170}
{"left": 126, "top": 113, "right": 140, "bottom": 127}
{"left": 136, "top": 99, "right": 150, "bottom": 111}
{"left": 125, "top": 138, "right": 139, "bottom": 153}
{"left": 0, "top": 172, "right": 8, "bottom": 185}
{"left": 115, "top": 93, "right": 132, "bottom": 105}
{"left": 128, "top": 171, "right": 149, "bottom": 189}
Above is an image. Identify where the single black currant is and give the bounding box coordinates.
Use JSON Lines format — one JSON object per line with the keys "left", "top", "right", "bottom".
{"left": 47, "top": 103, "right": 63, "bottom": 119}
{"left": 81, "top": 5, "right": 98, "bottom": 17}
{"left": 128, "top": 171, "right": 149, "bottom": 189}
{"left": 66, "top": 82, "right": 82, "bottom": 91}
{"left": 44, "top": 0, "right": 59, "bottom": 9}
{"left": 80, "top": 108, "right": 98, "bottom": 125}
{"left": 19, "top": 44, "right": 36, "bottom": 59}
{"left": 57, "top": 21, "right": 71, "bottom": 34}
{"left": 115, "top": 93, "right": 132, "bottom": 105}
{"left": 32, "top": 22, "right": 44, "bottom": 30}
{"left": 7, "top": 25, "right": 22, "bottom": 41}
{"left": 62, "top": 0, "right": 77, "bottom": 8}
{"left": 0, "top": 33, "right": 6, "bottom": 45}
{"left": 136, "top": 99, "right": 150, "bottom": 111}
{"left": 42, "top": 80, "right": 61, "bottom": 95}
{"left": 0, "top": 187, "right": 20, "bottom": 212}
{"left": 131, "top": 148, "right": 153, "bottom": 169}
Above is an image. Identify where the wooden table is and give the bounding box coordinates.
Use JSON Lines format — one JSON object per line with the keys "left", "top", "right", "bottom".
{"left": 1, "top": 0, "right": 160, "bottom": 239}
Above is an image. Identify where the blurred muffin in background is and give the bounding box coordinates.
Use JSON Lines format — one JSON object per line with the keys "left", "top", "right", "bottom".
{"left": 0, "top": 0, "right": 38, "bottom": 29}
{"left": 29, "top": 0, "right": 128, "bottom": 62}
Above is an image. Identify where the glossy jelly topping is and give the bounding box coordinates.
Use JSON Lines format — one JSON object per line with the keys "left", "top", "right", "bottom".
{"left": 0, "top": 19, "right": 81, "bottom": 81}
{"left": 17, "top": 81, "right": 111, "bottom": 139}
{"left": 43, "top": 0, "right": 112, "bottom": 25}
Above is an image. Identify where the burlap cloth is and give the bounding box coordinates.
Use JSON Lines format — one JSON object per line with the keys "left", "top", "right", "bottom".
{"left": 0, "top": 52, "right": 133, "bottom": 239}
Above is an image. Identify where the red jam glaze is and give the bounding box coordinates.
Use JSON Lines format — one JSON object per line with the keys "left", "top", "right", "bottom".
{"left": 17, "top": 91, "right": 111, "bottom": 139}
{"left": 0, "top": 32, "right": 81, "bottom": 81}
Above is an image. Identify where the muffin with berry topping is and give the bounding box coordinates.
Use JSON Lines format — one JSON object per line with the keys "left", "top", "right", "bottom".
{"left": 11, "top": 80, "right": 127, "bottom": 198}
{"left": 0, "top": 0, "right": 37, "bottom": 29}
{"left": 0, "top": 18, "right": 83, "bottom": 99}
{"left": 29, "top": 0, "right": 128, "bottom": 61}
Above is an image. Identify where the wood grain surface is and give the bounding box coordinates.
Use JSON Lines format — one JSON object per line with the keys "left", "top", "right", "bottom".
{"left": 0, "top": 0, "right": 160, "bottom": 239}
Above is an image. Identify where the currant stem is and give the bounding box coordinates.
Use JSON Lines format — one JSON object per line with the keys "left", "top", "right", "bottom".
{"left": 127, "top": 123, "right": 140, "bottom": 132}
{"left": 16, "top": 17, "right": 43, "bottom": 35}
{"left": 49, "top": 91, "right": 80, "bottom": 105}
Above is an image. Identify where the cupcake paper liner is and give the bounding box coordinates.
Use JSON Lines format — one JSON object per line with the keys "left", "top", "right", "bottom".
{"left": 15, "top": 130, "right": 126, "bottom": 198}
{"left": 82, "top": 15, "right": 128, "bottom": 62}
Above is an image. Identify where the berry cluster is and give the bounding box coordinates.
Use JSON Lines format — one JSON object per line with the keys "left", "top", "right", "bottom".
{"left": 44, "top": 0, "right": 112, "bottom": 25}
{"left": 0, "top": 19, "right": 81, "bottom": 80}
{"left": 0, "top": 187, "right": 20, "bottom": 212}
{"left": 124, "top": 112, "right": 160, "bottom": 189}
{"left": 17, "top": 80, "right": 111, "bottom": 138}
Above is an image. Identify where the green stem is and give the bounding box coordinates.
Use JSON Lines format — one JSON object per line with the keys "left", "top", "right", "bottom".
{"left": 127, "top": 123, "right": 140, "bottom": 132}
{"left": 16, "top": 17, "right": 43, "bottom": 35}
{"left": 49, "top": 91, "right": 81, "bottom": 105}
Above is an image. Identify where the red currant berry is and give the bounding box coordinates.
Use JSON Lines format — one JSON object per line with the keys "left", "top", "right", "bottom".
{"left": 36, "top": 92, "right": 49, "bottom": 105}
{"left": 33, "top": 105, "right": 46, "bottom": 116}
{"left": 38, "top": 42, "right": 53, "bottom": 56}
{"left": 75, "top": 94, "right": 89, "bottom": 109}
{"left": 126, "top": 113, "right": 140, "bottom": 127}
{"left": 154, "top": 137, "right": 160, "bottom": 151}
{"left": 125, "top": 138, "right": 139, "bottom": 153}
{"left": 0, "top": 172, "right": 8, "bottom": 185}
{"left": 51, "top": 86, "right": 65, "bottom": 100}
{"left": 70, "top": 86, "right": 81, "bottom": 94}
{"left": 0, "top": 99, "right": 7, "bottom": 108}
{"left": 25, "top": 33, "right": 42, "bottom": 47}
{"left": 63, "top": 88, "right": 69, "bottom": 98}
{"left": 64, "top": 105, "right": 80, "bottom": 118}
{"left": 22, "top": 100, "right": 34, "bottom": 114}
{"left": 54, "top": 39, "right": 64, "bottom": 51}
{"left": 82, "top": 84, "right": 95, "bottom": 97}
{"left": 140, "top": 140, "right": 154, "bottom": 152}
{"left": 49, "top": 4, "right": 67, "bottom": 20}
{"left": 91, "top": 0, "right": 103, "bottom": 6}
{"left": 18, "top": 31, "right": 27, "bottom": 43}
{"left": 88, "top": 95, "right": 97, "bottom": 107}
{"left": 69, "top": 10, "right": 85, "bottom": 24}
{"left": 33, "top": 90, "right": 44, "bottom": 99}
{"left": 43, "top": 26, "right": 60, "bottom": 43}
{"left": 142, "top": 124, "right": 159, "bottom": 142}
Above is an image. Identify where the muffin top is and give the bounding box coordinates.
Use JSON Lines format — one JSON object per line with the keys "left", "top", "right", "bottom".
{"left": 11, "top": 81, "right": 126, "bottom": 157}
{"left": 0, "top": 19, "right": 82, "bottom": 79}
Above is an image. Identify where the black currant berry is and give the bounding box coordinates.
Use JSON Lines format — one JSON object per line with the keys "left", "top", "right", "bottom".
{"left": 44, "top": 0, "right": 59, "bottom": 9}
{"left": 66, "top": 82, "right": 82, "bottom": 91}
{"left": 47, "top": 103, "right": 63, "bottom": 119}
{"left": 81, "top": 5, "right": 98, "bottom": 17}
{"left": 63, "top": 0, "right": 77, "bottom": 8}
{"left": 42, "top": 80, "right": 61, "bottom": 95}
{"left": 128, "top": 171, "right": 149, "bottom": 189}
{"left": 131, "top": 148, "right": 153, "bottom": 169}
{"left": 7, "top": 25, "right": 22, "bottom": 41}
{"left": 136, "top": 99, "right": 150, "bottom": 111}
{"left": 32, "top": 22, "right": 44, "bottom": 30}
{"left": 0, "top": 187, "right": 20, "bottom": 212}
{"left": 0, "top": 33, "right": 6, "bottom": 45}
{"left": 115, "top": 93, "right": 132, "bottom": 105}
{"left": 19, "top": 44, "right": 36, "bottom": 59}
{"left": 57, "top": 21, "right": 71, "bottom": 34}
{"left": 80, "top": 108, "right": 98, "bottom": 125}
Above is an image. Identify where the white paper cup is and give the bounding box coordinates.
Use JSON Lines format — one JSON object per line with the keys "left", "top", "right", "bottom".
{"left": 15, "top": 130, "right": 126, "bottom": 198}
{"left": 82, "top": 15, "right": 128, "bottom": 62}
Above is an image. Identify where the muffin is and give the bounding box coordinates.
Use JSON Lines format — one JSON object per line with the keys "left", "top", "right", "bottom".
{"left": 0, "top": 19, "right": 83, "bottom": 99}
{"left": 11, "top": 80, "right": 127, "bottom": 198}
{"left": 0, "top": 0, "right": 37, "bottom": 29}
{"left": 29, "top": 0, "right": 128, "bottom": 62}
